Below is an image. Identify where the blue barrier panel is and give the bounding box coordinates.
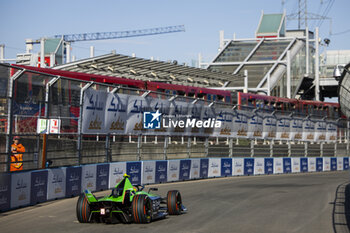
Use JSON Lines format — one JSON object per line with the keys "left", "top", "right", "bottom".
{"left": 179, "top": 160, "right": 191, "bottom": 181}
{"left": 300, "top": 158, "right": 308, "bottom": 172}
{"left": 65, "top": 166, "right": 81, "bottom": 197}
{"left": 96, "top": 164, "right": 109, "bottom": 191}
{"left": 0, "top": 173, "right": 11, "bottom": 211}
{"left": 316, "top": 157, "right": 323, "bottom": 172}
{"left": 331, "top": 158, "right": 337, "bottom": 171}
{"left": 31, "top": 170, "right": 48, "bottom": 205}
{"left": 244, "top": 158, "right": 254, "bottom": 175}
{"left": 127, "top": 162, "right": 142, "bottom": 185}
{"left": 200, "top": 158, "right": 209, "bottom": 178}
{"left": 283, "top": 158, "right": 292, "bottom": 173}
{"left": 265, "top": 158, "right": 273, "bottom": 175}
{"left": 221, "top": 158, "right": 232, "bottom": 177}
{"left": 155, "top": 161, "right": 167, "bottom": 183}
{"left": 11, "top": 172, "right": 31, "bottom": 209}
{"left": 344, "top": 157, "right": 349, "bottom": 170}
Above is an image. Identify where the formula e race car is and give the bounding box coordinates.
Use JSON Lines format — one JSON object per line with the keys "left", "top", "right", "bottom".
{"left": 76, "top": 174, "right": 187, "bottom": 224}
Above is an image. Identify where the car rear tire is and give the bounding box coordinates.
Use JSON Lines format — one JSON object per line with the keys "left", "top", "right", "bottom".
{"left": 76, "top": 194, "right": 91, "bottom": 223}
{"left": 132, "top": 194, "right": 152, "bottom": 223}
{"left": 167, "top": 190, "right": 182, "bottom": 215}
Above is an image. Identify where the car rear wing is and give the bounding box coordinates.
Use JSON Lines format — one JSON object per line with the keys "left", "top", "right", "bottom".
{"left": 84, "top": 190, "right": 98, "bottom": 203}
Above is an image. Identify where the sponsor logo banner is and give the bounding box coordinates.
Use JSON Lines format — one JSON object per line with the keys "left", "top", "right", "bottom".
{"left": 127, "top": 162, "right": 142, "bottom": 185}
{"left": 30, "top": 170, "right": 48, "bottom": 205}
{"left": 308, "top": 157, "right": 316, "bottom": 172}
{"left": 168, "top": 160, "right": 180, "bottom": 182}
{"left": 331, "top": 157, "right": 337, "bottom": 171}
{"left": 292, "top": 158, "right": 301, "bottom": 173}
{"left": 244, "top": 158, "right": 254, "bottom": 175}
{"left": 283, "top": 158, "right": 292, "bottom": 173}
{"left": 337, "top": 158, "right": 343, "bottom": 171}
{"left": 233, "top": 158, "right": 244, "bottom": 176}
{"left": 302, "top": 120, "right": 315, "bottom": 141}
{"left": 316, "top": 157, "right": 323, "bottom": 172}
{"left": 142, "top": 161, "right": 156, "bottom": 185}
{"left": 221, "top": 158, "right": 232, "bottom": 177}
{"left": 109, "top": 162, "right": 127, "bottom": 188}
{"left": 254, "top": 158, "right": 264, "bottom": 175}
{"left": 208, "top": 158, "right": 221, "bottom": 177}
{"left": 200, "top": 158, "right": 209, "bottom": 178}
{"left": 247, "top": 114, "right": 263, "bottom": 139}
{"left": 96, "top": 164, "right": 109, "bottom": 191}
{"left": 81, "top": 165, "right": 96, "bottom": 192}
{"left": 300, "top": 158, "right": 308, "bottom": 172}
{"left": 290, "top": 118, "right": 303, "bottom": 141}
{"left": 179, "top": 160, "right": 191, "bottom": 180}
{"left": 323, "top": 157, "right": 331, "bottom": 171}
{"left": 274, "top": 158, "right": 283, "bottom": 174}
{"left": 11, "top": 172, "right": 31, "bottom": 209}
{"left": 155, "top": 161, "right": 168, "bottom": 183}
{"left": 105, "top": 93, "right": 128, "bottom": 134}
{"left": 65, "top": 166, "right": 81, "bottom": 197}
{"left": 276, "top": 117, "right": 291, "bottom": 140}
{"left": 190, "top": 159, "right": 200, "bottom": 179}
{"left": 265, "top": 158, "right": 274, "bottom": 175}
{"left": 0, "top": 173, "right": 11, "bottom": 211}
{"left": 47, "top": 168, "right": 66, "bottom": 200}
{"left": 263, "top": 115, "right": 277, "bottom": 139}
{"left": 344, "top": 157, "right": 349, "bottom": 170}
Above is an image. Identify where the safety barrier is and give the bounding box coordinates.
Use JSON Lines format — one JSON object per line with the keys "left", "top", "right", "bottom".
{"left": 0, "top": 156, "right": 349, "bottom": 212}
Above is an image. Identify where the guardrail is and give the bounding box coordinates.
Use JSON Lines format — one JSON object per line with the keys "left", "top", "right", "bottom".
{"left": 1, "top": 156, "right": 349, "bottom": 212}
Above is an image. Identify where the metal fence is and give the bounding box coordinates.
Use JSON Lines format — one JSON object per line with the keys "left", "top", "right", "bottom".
{"left": 0, "top": 63, "right": 349, "bottom": 172}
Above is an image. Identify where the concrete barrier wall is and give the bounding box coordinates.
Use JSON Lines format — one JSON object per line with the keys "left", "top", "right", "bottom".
{"left": 0, "top": 156, "right": 349, "bottom": 212}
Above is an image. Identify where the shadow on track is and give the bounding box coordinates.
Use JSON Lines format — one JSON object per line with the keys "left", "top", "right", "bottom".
{"left": 332, "top": 182, "right": 350, "bottom": 233}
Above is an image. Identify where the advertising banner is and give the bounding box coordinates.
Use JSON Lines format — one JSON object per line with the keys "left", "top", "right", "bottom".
{"left": 208, "top": 158, "right": 221, "bottom": 177}
{"left": 81, "top": 164, "right": 96, "bottom": 192}
{"left": 168, "top": 160, "right": 180, "bottom": 182}
{"left": 326, "top": 121, "right": 337, "bottom": 142}
{"left": 125, "top": 96, "right": 147, "bottom": 135}
{"left": 221, "top": 158, "right": 232, "bottom": 177}
{"left": 82, "top": 89, "right": 108, "bottom": 134}
{"left": 127, "top": 162, "right": 142, "bottom": 185}
{"left": 308, "top": 157, "right": 316, "bottom": 172}
{"left": 265, "top": 158, "right": 274, "bottom": 175}
{"left": 232, "top": 110, "right": 249, "bottom": 138}
{"left": 11, "top": 172, "right": 31, "bottom": 209}
{"left": 276, "top": 117, "right": 291, "bottom": 140}
{"left": 148, "top": 97, "right": 171, "bottom": 136}
{"left": 262, "top": 115, "right": 277, "bottom": 139}
{"left": 247, "top": 114, "right": 263, "bottom": 139}
{"left": 274, "top": 157, "right": 283, "bottom": 174}
{"left": 105, "top": 93, "right": 128, "bottom": 135}
{"left": 214, "top": 108, "right": 234, "bottom": 138}
{"left": 65, "top": 166, "right": 81, "bottom": 197}
{"left": 290, "top": 118, "right": 303, "bottom": 141}
{"left": 179, "top": 160, "right": 191, "bottom": 180}
{"left": 292, "top": 158, "right": 300, "bottom": 173}
{"left": 200, "top": 158, "right": 209, "bottom": 178}
{"left": 188, "top": 102, "right": 204, "bottom": 137}
{"left": 300, "top": 158, "right": 308, "bottom": 172}
{"left": 109, "top": 162, "right": 127, "bottom": 188}
{"left": 254, "top": 158, "right": 265, "bottom": 175}
{"left": 168, "top": 100, "right": 189, "bottom": 136}
{"left": 30, "top": 170, "right": 48, "bottom": 205}
{"left": 244, "top": 158, "right": 254, "bottom": 175}
{"left": 323, "top": 157, "right": 331, "bottom": 171}
{"left": 316, "top": 157, "right": 323, "bottom": 172}
{"left": 96, "top": 164, "right": 109, "bottom": 191}
{"left": 331, "top": 157, "right": 337, "bottom": 171}
{"left": 201, "top": 105, "right": 216, "bottom": 137}
{"left": 344, "top": 157, "right": 349, "bottom": 170}
{"left": 190, "top": 159, "right": 200, "bottom": 180}
{"left": 232, "top": 158, "right": 244, "bottom": 176}
{"left": 283, "top": 158, "right": 292, "bottom": 173}
{"left": 142, "top": 161, "right": 156, "bottom": 185}
{"left": 315, "top": 121, "right": 327, "bottom": 142}
{"left": 0, "top": 173, "right": 11, "bottom": 211}
{"left": 155, "top": 161, "right": 168, "bottom": 183}
{"left": 47, "top": 168, "right": 66, "bottom": 200}
{"left": 302, "top": 120, "right": 315, "bottom": 141}
{"left": 337, "top": 157, "right": 343, "bottom": 171}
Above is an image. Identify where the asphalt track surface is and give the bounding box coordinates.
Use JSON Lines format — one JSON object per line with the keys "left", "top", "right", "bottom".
{"left": 1, "top": 171, "right": 350, "bottom": 233}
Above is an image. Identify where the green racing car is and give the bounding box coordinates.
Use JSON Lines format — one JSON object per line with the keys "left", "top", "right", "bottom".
{"left": 76, "top": 174, "right": 187, "bottom": 224}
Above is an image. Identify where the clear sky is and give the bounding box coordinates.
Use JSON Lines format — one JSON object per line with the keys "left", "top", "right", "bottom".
{"left": 0, "top": 0, "right": 349, "bottom": 65}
